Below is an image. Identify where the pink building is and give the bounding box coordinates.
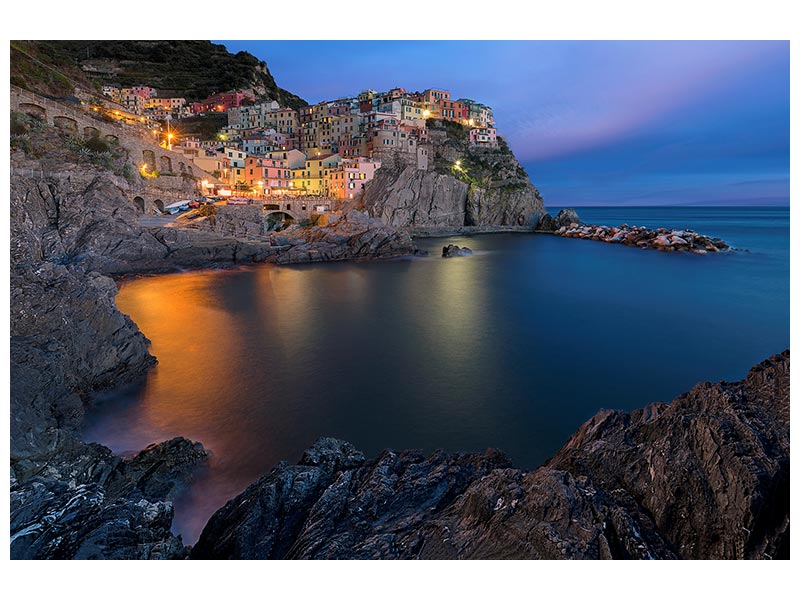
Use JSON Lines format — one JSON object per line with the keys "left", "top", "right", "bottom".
{"left": 327, "top": 157, "right": 382, "bottom": 201}
{"left": 191, "top": 90, "right": 254, "bottom": 114}
{"left": 245, "top": 156, "right": 291, "bottom": 193}
{"left": 469, "top": 127, "right": 498, "bottom": 147}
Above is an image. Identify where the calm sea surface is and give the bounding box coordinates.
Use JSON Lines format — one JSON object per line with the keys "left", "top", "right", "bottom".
{"left": 83, "top": 207, "right": 789, "bottom": 543}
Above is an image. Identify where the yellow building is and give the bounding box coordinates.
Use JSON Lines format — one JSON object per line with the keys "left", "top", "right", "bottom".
{"left": 399, "top": 98, "right": 425, "bottom": 124}
{"left": 291, "top": 153, "right": 341, "bottom": 194}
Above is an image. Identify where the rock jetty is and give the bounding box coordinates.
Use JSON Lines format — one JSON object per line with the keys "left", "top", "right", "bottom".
{"left": 538, "top": 208, "right": 731, "bottom": 254}
{"left": 442, "top": 244, "right": 473, "bottom": 257}
{"left": 554, "top": 223, "right": 730, "bottom": 254}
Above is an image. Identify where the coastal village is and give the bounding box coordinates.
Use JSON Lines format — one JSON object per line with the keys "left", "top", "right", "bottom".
{"left": 95, "top": 83, "right": 497, "bottom": 212}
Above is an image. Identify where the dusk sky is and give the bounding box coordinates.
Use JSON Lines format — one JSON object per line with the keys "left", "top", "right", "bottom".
{"left": 217, "top": 40, "right": 789, "bottom": 206}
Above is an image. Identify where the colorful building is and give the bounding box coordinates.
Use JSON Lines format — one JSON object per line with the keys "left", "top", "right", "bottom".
{"left": 244, "top": 156, "right": 292, "bottom": 193}
{"left": 292, "top": 153, "right": 341, "bottom": 194}
{"left": 326, "top": 157, "right": 382, "bottom": 201}
{"left": 469, "top": 127, "right": 498, "bottom": 147}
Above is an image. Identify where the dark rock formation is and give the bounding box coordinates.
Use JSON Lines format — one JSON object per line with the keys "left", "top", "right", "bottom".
{"left": 442, "top": 244, "right": 473, "bottom": 258}
{"left": 554, "top": 208, "right": 582, "bottom": 228}
{"left": 10, "top": 261, "right": 154, "bottom": 476}
{"left": 11, "top": 437, "right": 207, "bottom": 559}
{"left": 551, "top": 222, "right": 730, "bottom": 254}
{"left": 270, "top": 211, "right": 417, "bottom": 265}
{"left": 537, "top": 208, "right": 582, "bottom": 232}
{"left": 547, "top": 350, "right": 789, "bottom": 559}
{"left": 191, "top": 352, "right": 789, "bottom": 560}
{"left": 192, "top": 439, "right": 511, "bottom": 559}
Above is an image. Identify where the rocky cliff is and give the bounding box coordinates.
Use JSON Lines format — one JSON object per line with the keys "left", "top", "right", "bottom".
{"left": 360, "top": 119, "right": 546, "bottom": 231}
{"left": 191, "top": 351, "right": 789, "bottom": 560}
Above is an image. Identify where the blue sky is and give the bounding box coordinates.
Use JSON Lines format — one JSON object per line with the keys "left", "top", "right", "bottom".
{"left": 216, "top": 41, "right": 789, "bottom": 206}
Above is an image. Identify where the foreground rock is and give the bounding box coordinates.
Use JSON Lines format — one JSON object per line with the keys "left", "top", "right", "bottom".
{"left": 11, "top": 437, "right": 207, "bottom": 559}
{"left": 192, "top": 351, "right": 789, "bottom": 559}
{"left": 548, "top": 350, "right": 789, "bottom": 559}
{"left": 442, "top": 244, "right": 473, "bottom": 257}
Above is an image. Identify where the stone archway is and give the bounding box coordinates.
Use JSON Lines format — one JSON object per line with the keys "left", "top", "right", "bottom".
{"left": 159, "top": 156, "right": 173, "bottom": 173}
{"left": 83, "top": 126, "right": 100, "bottom": 138}
{"left": 53, "top": 116, "right": 78, "bottom": 132}
{"left": 178, "top": 162, "right": 186, "bottom": 173}
{"left": 133, "top": 196, "right": 145, "bottom": 212}
{"left": 142, "top": 150, "right": 156, "bottom": 170}
{"left": 154, "top": 199, "right": 165, "bottom": 213}
{"left": 264, "top": 210, "right": 298, "bottom": 231}
{"left": 104, "top": 134, "right": 119, "bottom": 144}
{"left": 19, "top": 102, "right": 47, "bottom": 121}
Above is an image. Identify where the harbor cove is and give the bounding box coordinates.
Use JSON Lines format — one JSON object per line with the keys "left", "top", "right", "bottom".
{"left": 10, "top": 39, "right": 790, "bottom": 563}
{"left": 83, "top": 207, "right": 789, "bottom": 544}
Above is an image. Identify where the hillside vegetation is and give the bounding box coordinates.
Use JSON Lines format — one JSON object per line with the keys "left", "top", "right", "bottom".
{"left": 11, "top": 40, "right": 307, "bottom": 109}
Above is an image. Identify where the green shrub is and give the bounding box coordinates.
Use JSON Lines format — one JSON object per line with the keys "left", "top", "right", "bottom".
{"left": 84, "top": 134, "right": 110, "bottom": 154}
{"left": 11, "top": 134, "right": 32, "bottom": 154}
{"left": 123, "top": 163, "right": 136, "bottom": 183}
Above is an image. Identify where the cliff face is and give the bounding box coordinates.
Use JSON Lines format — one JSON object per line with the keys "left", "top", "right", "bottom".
{"left": 192, "top": 351, "right": 790, "bottom": 560}
{"left": 361, "top": 120, "right": 546, "bottom": 230}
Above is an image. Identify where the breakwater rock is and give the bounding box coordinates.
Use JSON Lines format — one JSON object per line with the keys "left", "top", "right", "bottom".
{"left": 191, "top": 351, "right": 789, "bottom": 560}
{"left": 552, "top": 223, "right": 730, "bottom": 254}
{"left": 537, "top": 207, "right": 583, "bottom": 232}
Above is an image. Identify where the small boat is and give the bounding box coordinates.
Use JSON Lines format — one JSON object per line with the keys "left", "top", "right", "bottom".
{"left": 164, "top": 199, "right": 190, "bottom": 213}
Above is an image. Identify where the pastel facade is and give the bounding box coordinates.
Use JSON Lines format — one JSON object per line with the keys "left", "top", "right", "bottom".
{"left": 469, "top": 127, "right": 498, "bottom": 147}
{"left": 326, "top": 157, "right": 382, "bottom": 200}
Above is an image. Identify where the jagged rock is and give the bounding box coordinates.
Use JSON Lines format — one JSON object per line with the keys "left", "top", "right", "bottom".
{"left": 442, "top": 244, "right": 473, "bottom": 257}
{"left": 191, "top": 439, "right": 510, "bottom": 559}
{"left": 10, "top": 437, "right": 207, "bottom": 559}
{"left": 537, "top": 213, "right": 558, "bottom": 232}
{"left": 271, "top": 210, "right": 417, "bottom": 265}
{"left": 191, "top": 352, "right": 789, "bottom": 560}
{"left": 554, "top": 208, "right": 582, "bottom": 228}
{"left": 548, "top": 350, "right": 790, "bottom": 559}
{"left": 10, "top": 262, "right": 154, "bottom": 473}
{"left": 104, "top": 437, "right": 209, "bottom": 502}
